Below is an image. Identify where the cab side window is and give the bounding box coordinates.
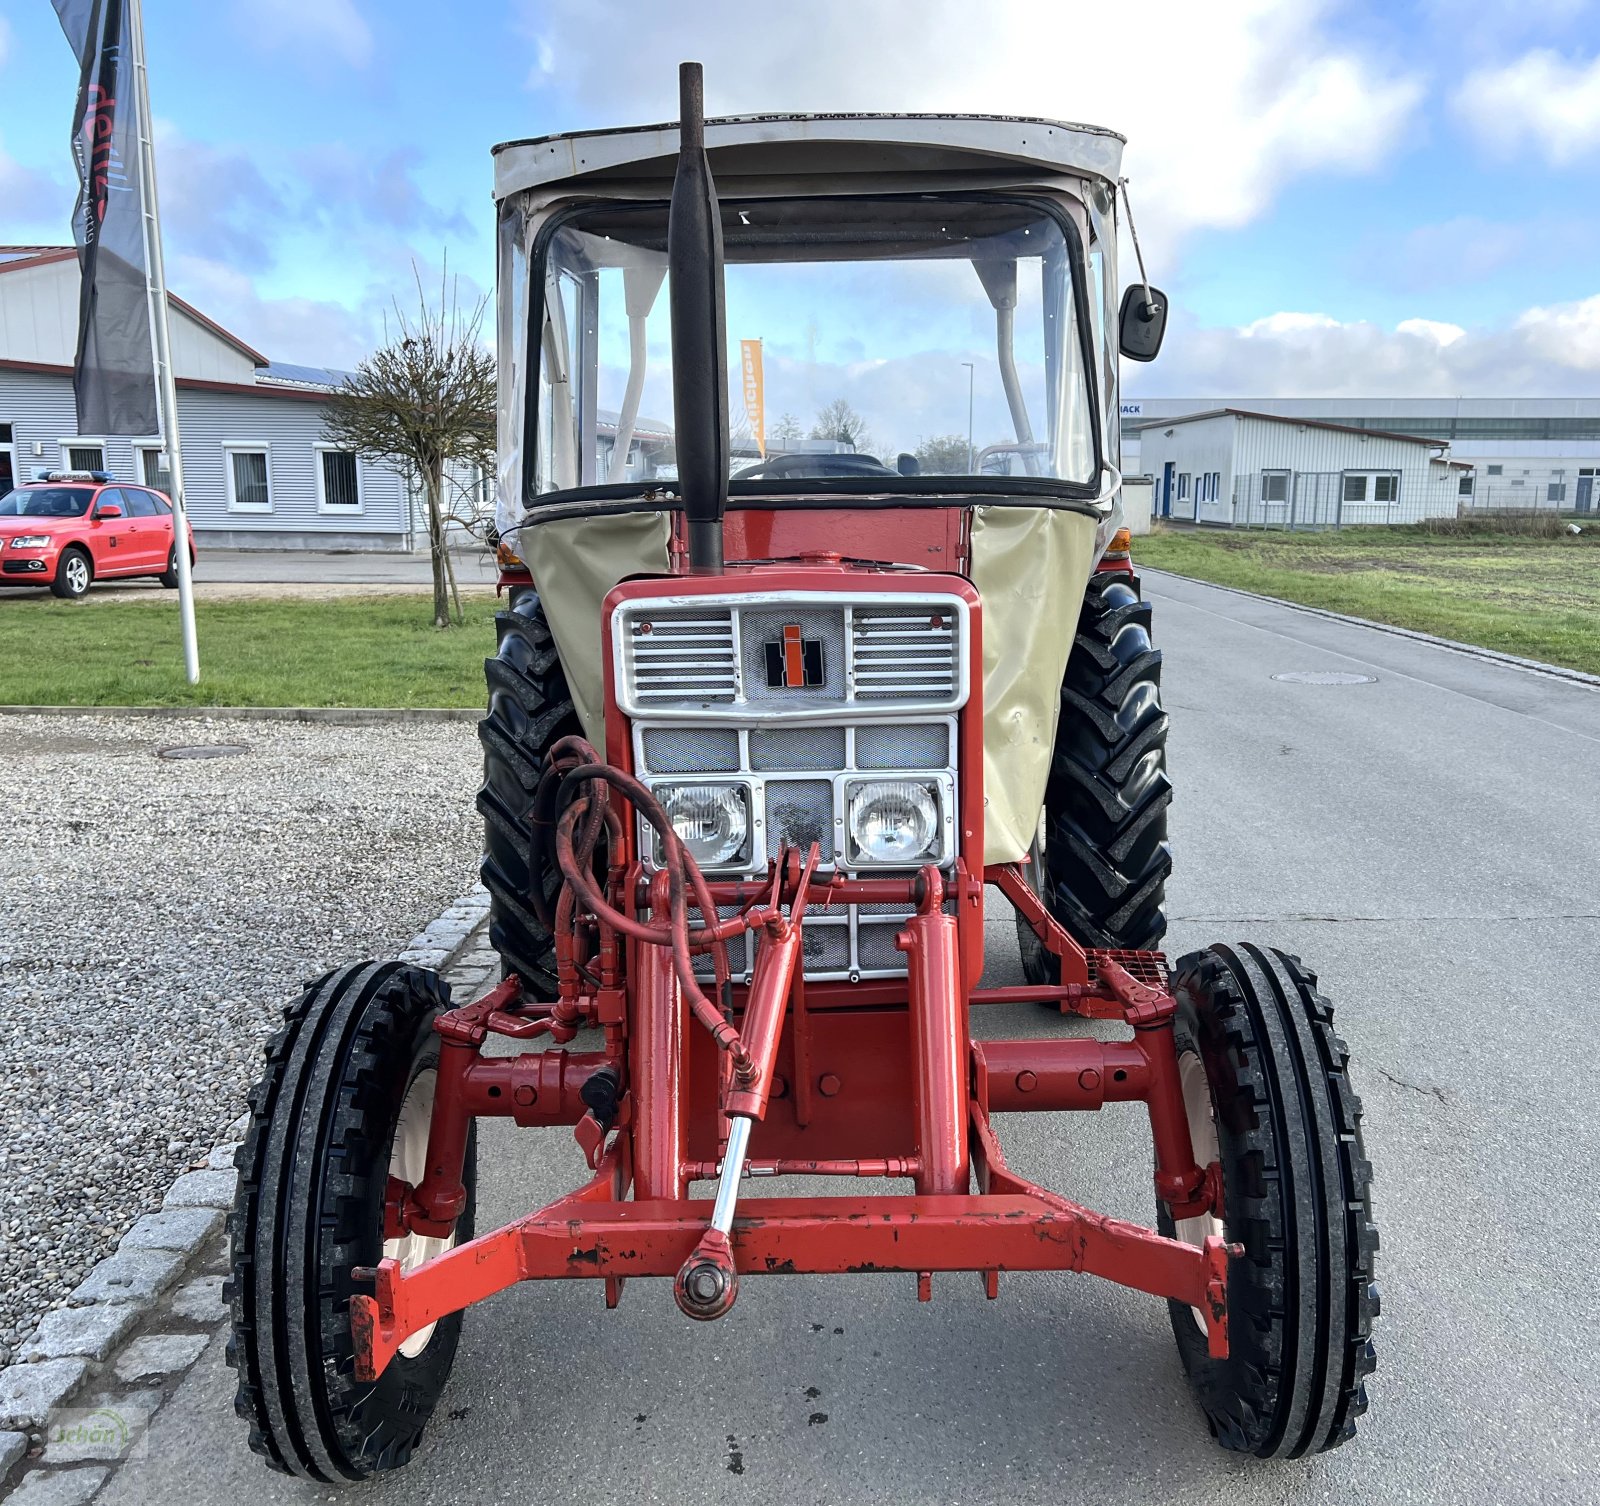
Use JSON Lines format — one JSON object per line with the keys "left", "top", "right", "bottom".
{"left": 123, "top": 489, "right": 157, "bottom": 518}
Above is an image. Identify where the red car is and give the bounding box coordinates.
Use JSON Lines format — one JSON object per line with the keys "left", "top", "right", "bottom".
{"left": 0, "top": 471, "right": 196, "bottom": 600}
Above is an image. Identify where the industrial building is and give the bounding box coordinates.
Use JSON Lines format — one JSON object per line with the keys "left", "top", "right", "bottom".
{"left": 1123, "top": 396, "right": 1600, "bottom": 518}
{"left": 1132, "top": 408, "right": 1469, "bottom": 527}
{"left": 0, "top": 246, "right": 424, "bottom": 551}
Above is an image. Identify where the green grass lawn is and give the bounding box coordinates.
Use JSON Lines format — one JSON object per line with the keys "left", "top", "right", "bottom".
{"left": 0, "top": 593, "right": 501, "bottom": 707}
{"left": 1133, "top": 523, "right": 1600, "bottom": 675}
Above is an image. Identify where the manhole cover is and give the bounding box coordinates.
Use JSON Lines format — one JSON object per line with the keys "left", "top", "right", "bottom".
{"left": 1270, "top": 671, "right": 1377, "bottom": 685}
{"left": 156, "top": 743, "right": 250, "bottom": 760}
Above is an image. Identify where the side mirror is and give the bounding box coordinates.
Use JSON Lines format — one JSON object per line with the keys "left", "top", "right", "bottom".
{"left": 94, "top": 503, "right": 123, "bottom": 519}
{"left": 895, "top": 452, "right": 920, "bottom": 477}
{"left": 1118, "top": 284, "right": 1168, "bottom": 362}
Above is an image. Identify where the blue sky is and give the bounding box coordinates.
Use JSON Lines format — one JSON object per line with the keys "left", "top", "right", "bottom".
{"left": 2, "top": 0, "right": 1598, "bottom": 402}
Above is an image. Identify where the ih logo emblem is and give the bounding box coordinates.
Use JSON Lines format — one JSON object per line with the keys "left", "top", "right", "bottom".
{"left": 765, "top": 623, "right": 825, "bottom": 689}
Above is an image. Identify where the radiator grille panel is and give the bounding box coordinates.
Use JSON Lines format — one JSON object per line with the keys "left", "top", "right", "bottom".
{"left": 625, "top": 608, "right": 737, "bottom": 705}
{"left": 851, "top": 608, "right": 958, "bottom": 702}
{"left": 765, "top": 779, "right": 834, "bottom": 861}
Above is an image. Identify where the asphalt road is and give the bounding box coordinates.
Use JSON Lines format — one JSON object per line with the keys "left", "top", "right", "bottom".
{"left": 100, "top": 572, "right": 1600, "bottom": 1505}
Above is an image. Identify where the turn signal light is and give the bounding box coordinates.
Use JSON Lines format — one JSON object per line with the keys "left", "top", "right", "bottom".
{"left": 1105, "top": 527, "right": 1132, "bottom": 558}
{"left": 495, "top": 539, "right": 527, "bottom": 571}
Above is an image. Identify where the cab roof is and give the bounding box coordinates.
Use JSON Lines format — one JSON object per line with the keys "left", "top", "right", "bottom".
{"left": 492, "top": 113, "right": 1125, "bottom": 203}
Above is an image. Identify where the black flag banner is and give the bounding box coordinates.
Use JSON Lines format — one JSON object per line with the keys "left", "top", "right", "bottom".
{"left": 53, "top": 0, "right": 158, "bottom": 436}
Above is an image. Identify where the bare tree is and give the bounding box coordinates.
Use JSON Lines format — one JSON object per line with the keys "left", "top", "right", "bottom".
{"left": 323, "top": 267, "right": 495, "bottom": 628}
{"left": 915, "top": 433, "right": 973, "bottom": 474}
{"left": 769, "top": 411, "right": 803, "bottom": 450}
{"left": 810, "top": 398, "right": 871, "bottom": 452}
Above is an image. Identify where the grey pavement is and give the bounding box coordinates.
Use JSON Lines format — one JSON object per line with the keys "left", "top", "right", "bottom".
{"left": 96, "top": 572, "right": 1600, "bottom": 1505}
{"left": 190, "top": 545, "right": 497, "bottom": 588}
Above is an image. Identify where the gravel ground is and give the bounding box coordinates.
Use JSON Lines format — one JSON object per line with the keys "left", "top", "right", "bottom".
{"left": 0, "top": 713, "right": 484, "bottom": 1364}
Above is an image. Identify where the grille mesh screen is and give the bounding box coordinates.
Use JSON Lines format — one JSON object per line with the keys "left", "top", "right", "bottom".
{"left": 856, "top": 722, "right": 949, "bottom": 769}
{"left": 750, "top": 725, "right": 847, "bottom": 771}
{"left": 765, "top": 779, "right": 834, "bottom": 860}
{"left": 641, "top": 727, "right": 740, "bottom": 774}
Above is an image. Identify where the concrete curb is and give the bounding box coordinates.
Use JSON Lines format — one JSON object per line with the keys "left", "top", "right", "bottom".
{"left": 0, "top": 884, "right": 493, "bottom": 1501}
{"left": 0, "top": 704, "right": 481, "bottom": 724}
{"left": 1140, "top": 567, "right": 1600, "bottom": 690}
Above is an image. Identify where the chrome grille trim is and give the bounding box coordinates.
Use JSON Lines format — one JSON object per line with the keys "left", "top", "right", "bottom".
{"left": 612, "top": 591, "right": 968, "bottom": 719}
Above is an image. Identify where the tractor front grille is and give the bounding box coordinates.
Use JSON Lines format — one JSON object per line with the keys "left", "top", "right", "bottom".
{"left": 619, "top": 588, "right": 969, "bottom": 981}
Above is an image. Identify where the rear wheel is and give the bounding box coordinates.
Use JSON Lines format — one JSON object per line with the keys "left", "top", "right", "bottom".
{"left": 1159, "top": 944, "right": 1379, "bottom": 1457}
{"left": 477, "top": 592, "right": 581, "bottom": 993}
{"left": 158, "top": 544, "right": 185, "bottom": 588}
{"left": 1020, "top": 572, "right": 1170, "bottom": 980}
{"left": 51, "top": 547, "right": 92, "bottom": 600}
{"left": 227, "top": 962, "right": 475, "bottom": 1480}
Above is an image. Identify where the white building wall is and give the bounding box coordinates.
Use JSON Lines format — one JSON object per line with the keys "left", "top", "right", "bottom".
{"left": 1134, "top": 414, "right": 1237, "bottom": 522}
{"left": 0, "top": 367, "right": 413, "bottom": 549}
{"left": 0, "top": 257, "right": 257, "bottom": 382}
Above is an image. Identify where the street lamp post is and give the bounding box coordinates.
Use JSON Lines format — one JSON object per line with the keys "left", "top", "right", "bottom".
{"left": 961, "top": 361, "right": 975, "bottom": 472}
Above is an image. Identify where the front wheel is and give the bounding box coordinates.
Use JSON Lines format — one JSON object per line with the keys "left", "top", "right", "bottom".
{"left": 51, "top": 547, "right": 92, "bottom": 599}
{"left": 158, "top": 545, "right": 184, "bottom": 588}
{"left": 1159, "top": 944, "right": 1379, "bottom": 1457}
{"left": 227, "top": 962, "right": 475, "bottom": 1480}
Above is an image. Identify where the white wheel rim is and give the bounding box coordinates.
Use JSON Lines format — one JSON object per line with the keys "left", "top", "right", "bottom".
{"left": 383, "top": 1068, "right": 458, "bottom": 1358}
{"left": 1174, "top": 1049, "right": 1224, "bottom": 1331}
{"left": 67, "top": 558, "right": 88, "bottom": 592}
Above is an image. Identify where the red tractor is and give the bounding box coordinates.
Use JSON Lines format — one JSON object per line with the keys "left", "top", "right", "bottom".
{"left": 229, "top": 66, "right": 1377, "bottom": 1481}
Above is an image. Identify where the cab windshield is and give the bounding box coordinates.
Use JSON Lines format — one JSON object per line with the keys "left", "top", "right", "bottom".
{"left": 530, "top": 196, "right": 1098, "bottom": 498}
{"left": 0, "top": 488, "right": 93, "bottom": 518}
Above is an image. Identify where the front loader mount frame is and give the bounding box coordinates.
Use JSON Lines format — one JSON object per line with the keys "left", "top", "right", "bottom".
{"left": 351, "top": 846, "right": 1233, "bottom": 1382}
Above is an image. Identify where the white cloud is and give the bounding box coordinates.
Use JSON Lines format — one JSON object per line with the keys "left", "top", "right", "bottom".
{"left": 233, "top": 0, "right": 373, "bottom": 69}
{"left": 1127, "top": 296, "right": 1600, "bottom": 397}
{"left": 1396, "top": 317, "right": 1467, "bottom": 345}
{"left": 516, "top": 0, "right": 1424, "bottom": 251}
{"left": 1453, "top": 48, "right": 1600, "bottom": 164}
{"left": 169, "top": 253, "right": 380, "bottom": 369}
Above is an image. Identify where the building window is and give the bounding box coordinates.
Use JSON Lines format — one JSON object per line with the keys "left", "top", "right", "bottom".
{"left": 1342, "top": 473, "right": 1367, "bottom": 503}
{"left": 137, "top": 446, "right": 172, "bottom": 494}
{"left": 224, "top": 445, "right": 272, "bottom": 511}
{"left": 61, "top": 442, "right": 105, "bottom": 473}
{"left": 1486, "top": 464, "right": 1503, "bottom": 476}
{"left": 1458, "top": 473, "right": 1474, "bottom": 496}
{"left": 1261, "top": 471, "right": 1289, "bottom": 503}
{"left": 316, "top": 447, "right": 362, "bottom": 511}
{"left": 1374, "top": 474, "right": 1399, "bottom": 503}
{"left": 1177, "top": 472, "right": 1190, "bottom": 499}
{"left": 1548, "top": 482, "right": 1567, "bottom": 502}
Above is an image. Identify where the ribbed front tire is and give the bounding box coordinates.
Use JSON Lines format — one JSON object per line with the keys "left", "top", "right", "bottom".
{"left": 1160, "top": 944, "right": 1380, "bottom": 1457}
{"left": 227, "top": 962, "right": 475, "bottom": 1480}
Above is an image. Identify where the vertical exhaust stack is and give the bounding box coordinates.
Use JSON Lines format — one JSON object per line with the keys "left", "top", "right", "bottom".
{"left": 668, "top": 61, "right": 729, "bottom": 574}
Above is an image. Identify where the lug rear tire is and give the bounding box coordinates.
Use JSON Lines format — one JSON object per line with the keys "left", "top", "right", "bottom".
{"left": 51, "top": 547, "right": 92, "bottom": 600}
{"left": 227, "top": 962, "right": 476, "bottom": 1480}
{"left": 477, "top": 592, "right": 582, "bottom": 993}
{"left": 1159, "top": 944, "right": 1379, "bottom": 1458}
{"left": 159, "top": 545, "right": 184, "bottom": 588}
{"left": 1020, "top": 572, "right": 1170, "bottom": 981}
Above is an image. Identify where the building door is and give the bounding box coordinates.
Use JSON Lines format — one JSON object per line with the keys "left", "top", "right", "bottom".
{"left": 1161, "top": 461, "right": 1174, "bottom": 518}
{"left": 1578, "top": 472, "right": 1594, "bottom": 514}
{"left": 0, "top": 422, "right": 14, "bottom": 495}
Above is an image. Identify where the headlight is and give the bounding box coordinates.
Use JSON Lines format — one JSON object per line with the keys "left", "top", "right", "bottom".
{"left": 656, "top": 783, "right": 749, "bottom": 868}
{"left": 846, "top": 779, "right": 941, "bottom": 866}
{"left": 9, "top": 536, "right": 50, "bottom": 549}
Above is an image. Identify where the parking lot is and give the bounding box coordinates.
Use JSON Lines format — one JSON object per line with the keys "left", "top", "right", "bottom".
{"left": 50, "top": 572, "right": 1595, "bottom": 1506}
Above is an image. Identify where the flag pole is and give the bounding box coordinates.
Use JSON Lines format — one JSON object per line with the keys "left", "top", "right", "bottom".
{"left": 127, "top": 0, "right": 198, "bottom": 683}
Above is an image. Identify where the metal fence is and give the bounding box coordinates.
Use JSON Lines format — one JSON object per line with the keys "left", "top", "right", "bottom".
{"left": 1199, "top": 471, "right": 1589, "bottom": 531}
